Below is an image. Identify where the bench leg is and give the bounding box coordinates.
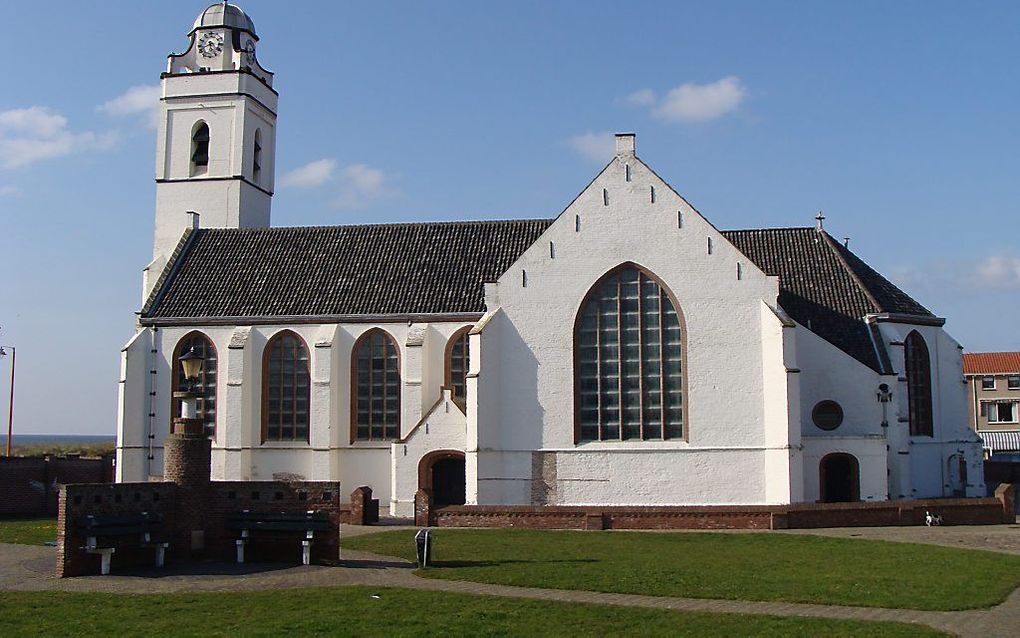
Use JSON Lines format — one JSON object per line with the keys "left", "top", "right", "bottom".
{"left": 302, "top": 540, "right": 311, "bottom": 566}
{"left": 236, "top": 540, "right": 246, "bottom": 564}
{"left": 155, "top": 543, "right": 167, "bottom": 568}
{"left": 85, "top": 548, "right": 116, "bottom": 575}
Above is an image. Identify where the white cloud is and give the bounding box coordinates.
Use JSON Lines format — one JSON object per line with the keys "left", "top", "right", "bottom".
{"left": 892, "top": 255, "right": 1020, "bottom": 293}
{"left": 0, "top": 106, "right": 117, "bottom": 169}
{"left": 333, "top": 164, "right": 395, "bottom": 210}
{"left": 622, "top": 89, "right": 656, "bottom": 107}
{"left": 0, "top": 185, "right": 19, "bottom": 197}
{"left": 98, "top": 84, "right": 161, "bottom": 129}
{"left": 567, "top": 131, "right": 615, "bottom": 162}
{"left": 280, "top": 158, "right": 337, "bottom": 188}
{"left": 652, "top": 76, "right": 746, "bottom": 123}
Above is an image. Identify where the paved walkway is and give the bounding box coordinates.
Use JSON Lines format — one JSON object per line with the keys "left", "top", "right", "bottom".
{"left": 3, "top": 524, "right": 1019, "bottom": 637}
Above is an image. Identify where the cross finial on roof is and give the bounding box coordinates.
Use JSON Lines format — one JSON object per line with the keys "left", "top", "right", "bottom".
{"left": 815, "top": 211, "right": 825, "bottom": 232}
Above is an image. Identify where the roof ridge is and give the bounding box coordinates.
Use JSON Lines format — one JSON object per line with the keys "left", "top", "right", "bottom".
{"left": 198, "top": 218, "right": 556, "bottom": 234}
{"left": 817, "top": 230, "right": 883, "bottom": 314}
{"left": 140, "top": 228, "right": 198, "bottom": 315}
{"left": 721, "top": 226, "right": 815, "bottom": 233}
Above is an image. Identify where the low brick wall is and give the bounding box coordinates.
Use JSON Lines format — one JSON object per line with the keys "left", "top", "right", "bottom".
{"left": 426, "top": 487, "right": 1015, "bottom": 531}
{"left": 1, "top": 455, "right": 113, "bottom": 516}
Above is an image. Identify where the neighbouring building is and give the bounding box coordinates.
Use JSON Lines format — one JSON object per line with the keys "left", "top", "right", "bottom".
{"left": 116, "top": 3, "right": 986, "bottom": 516}
{"left": 964, "top": 352, "right": 1020, "bottom": 458}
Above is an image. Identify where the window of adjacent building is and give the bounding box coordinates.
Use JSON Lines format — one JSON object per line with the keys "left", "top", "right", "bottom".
{"left": 904, "top": 331, "right": 933, "bottom": 437}
{"left": 982, "top": 376, "right": 995, "bottom": 390}
{"left": 576, "top": 264, "right": 684, "bottom": 442}
{"left": 252, "top": 128, "right": 262, "bottom": 184}
{"left": 446, "top": 327, "right": 470, "bottom": 406}
{"left": 191, "top": 121, "right": 210, "bottom": 175}
{"left": 171, "top": 332, "right": 217, "bottom": 432}
{"left": 262, "top": 331, "right": 310, "bottom": 442}
{"left": 811, "top": 400, "right": 844, "bottom": 431}
{"left": 352, "top": 329, "right": 400, "bottom": 442}
{"left": 1008, "top": 376, "right": 1020, "bottom": 390}
{"left": 983, "top": 401, "right": 1019, "bottom": 424}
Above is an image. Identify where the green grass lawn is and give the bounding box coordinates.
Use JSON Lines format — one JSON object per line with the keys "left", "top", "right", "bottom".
{"left": 0, "top": 518, "right": 56, "bottom": 546}
{"left": 0, "top": 587, "right": 941, "bottom": 637}
{"left": 343, "top": 529, "right": 1020, "bottom": 611}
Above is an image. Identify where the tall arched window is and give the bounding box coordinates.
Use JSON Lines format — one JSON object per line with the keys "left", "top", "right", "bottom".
{"left": 445, "top": 327, "right": 471, "bottom": 405}
{"left": 191, "top": 121, "right": 210, "bottom": 176}
{"left": 575, "top": 264, "right": 685, "bottom": 442}
{"left": 262, "top": 331, "right": 310, "bottom": 442}
{"left": 171, "top": 332, "right": 217, "bottom": 432}
{"left": 904, "top": 331, "right": 933, "bottom": 437}
{"left": 252, "top": 128, "right": 262, "bottom": 184}
{"left": 352, "top": 329, "right": 401, "bottom": 442}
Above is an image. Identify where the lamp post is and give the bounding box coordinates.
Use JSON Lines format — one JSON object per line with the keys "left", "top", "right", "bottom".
{"left": 173, "top": 347, "right": 205, "bottom": 432}
{"left": 876, "top": 382, "right": 892, "bottom": 427}
{"left": 0, "top": 346, "right": 14, "bottom": 457}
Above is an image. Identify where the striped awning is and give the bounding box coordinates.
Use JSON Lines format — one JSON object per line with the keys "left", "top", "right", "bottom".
{"left": 979, "top": 430, "right": 1020, "bottom": 453}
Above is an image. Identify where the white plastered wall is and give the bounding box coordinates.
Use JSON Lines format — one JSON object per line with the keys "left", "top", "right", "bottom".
{"left": 470, "top": 138, "right": 792, "bottom": 506}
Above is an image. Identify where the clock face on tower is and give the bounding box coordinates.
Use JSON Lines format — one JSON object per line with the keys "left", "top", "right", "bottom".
{"left": 198, "top": 32, "right": 224, "bottom": 58}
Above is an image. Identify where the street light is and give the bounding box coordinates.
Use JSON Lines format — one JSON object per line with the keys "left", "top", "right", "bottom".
{"left": 179, "top": 347, "right": 205, "bottom": 393}
{"left": 0, "top": 346, "right": 15, "bottom": 458}
{"left": 173, "top": 348, "right": 205, "bottom": 432}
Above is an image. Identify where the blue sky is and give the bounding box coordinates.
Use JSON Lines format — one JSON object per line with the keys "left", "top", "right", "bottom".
{"left": 0, "top": 1, "right": 1017, "bottom": 435}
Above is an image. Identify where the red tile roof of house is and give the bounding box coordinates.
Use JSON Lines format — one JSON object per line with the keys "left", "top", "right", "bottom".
{"left": 963, "top": 352, "right": 1020, "bottom": 374}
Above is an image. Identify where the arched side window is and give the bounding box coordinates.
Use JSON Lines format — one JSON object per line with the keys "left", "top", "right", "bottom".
{"left": 352, "top": 329, "right": 401, "bottom": 442}
{"left": 445, "top": 327, "right": 471, "bottom": 405}
{"left": 262, "top": 331, "right": 311, "bottom": 442}
{"left": 575, "top": 264, "right": 685, "bottom": 442}
{"left": 171, "top": 332, "right": 217, "bottom": 432}
{"left": 904, "top": 331, "right": 933, "bottom": 437}
{"left": 191, "top": 121, "right": 210, "bottom": 176}
{"left": 252, "top": 128, "right": 262, "bottom": 184}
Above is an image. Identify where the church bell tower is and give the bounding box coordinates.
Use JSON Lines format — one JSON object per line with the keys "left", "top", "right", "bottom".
{"left": 151, "top": 2, "right": 276, "bottom": 265}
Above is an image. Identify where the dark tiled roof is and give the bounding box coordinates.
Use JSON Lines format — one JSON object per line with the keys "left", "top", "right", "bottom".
{"left": 722, "top": 228, "right": 932, "bottom": 371}
{"left": 142, "top": 219, "right": 554, "bottom": 318}
{"left": 963, "top": 352, "right": 1020, "bottom": 375}
{"left": 143, "top": 221, "right": 933, "bottom": 372}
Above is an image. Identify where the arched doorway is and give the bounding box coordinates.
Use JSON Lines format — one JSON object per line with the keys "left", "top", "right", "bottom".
{"left": 819, "top": 453, "right": 860, "bottom": 503}
{"left": 418, "top": 450, "right": 466, "bottom": 507}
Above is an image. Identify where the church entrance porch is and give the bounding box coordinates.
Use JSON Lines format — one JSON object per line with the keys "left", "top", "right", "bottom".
{"left": 418, "top": 450, "right": 466, "bottom": 507}
{"left": 819, "top": 453, "right": 860, "bottom": 503}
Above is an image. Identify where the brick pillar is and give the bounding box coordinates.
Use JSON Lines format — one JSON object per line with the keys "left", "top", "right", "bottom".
{"left": 166, "top": 417, "right": 212, "bottom": 556}
{"left": 414, "top": 488, "right": 432, "bottom": 527}
{"left": 995, "top": 483, "right": 1016, "bottom": 522}
{"left": 349, "top": 486, "right": 373, "bottom": 526}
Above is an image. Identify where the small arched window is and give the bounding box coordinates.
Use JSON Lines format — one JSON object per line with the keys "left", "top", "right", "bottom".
{"left": 252, "top": 128, "right": 262, "bottom": 184}
{"left": 262, "top": 331, "right": 310, "bottom": 442}
{"left": 352, "top": 329, "right": 400, "bottom": 442}
{"left": 171, "top": 332, "right": 217, "bottom": 432}
{"left": 191, "top": 121, "right": 210, "bottom": 175}
{"left": 445, "top": 327, "right": 471, "bottom": 405}
{"left": 904, "top": 331, "right": 933, "bottom": 437}
{"left": 575, "top": 264, "right": 685, "bottom": 442}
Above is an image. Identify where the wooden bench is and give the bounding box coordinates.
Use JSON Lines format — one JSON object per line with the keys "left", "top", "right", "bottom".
{"left": 228, "top": 510, "right": 332, "bottom": 565}
{"left": 77, "top": 512, "right": 168, "bottom": 575}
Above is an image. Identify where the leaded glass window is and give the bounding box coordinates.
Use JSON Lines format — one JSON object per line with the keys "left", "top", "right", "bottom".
{"left": 262, "top": 331, "right": 310, "bottom": 442}
{"left": 353, "top": 330, "right": 400, "bottom": 441}
{"left": 577, "top": 266, "right": 684, "bottom": 441}
{"left": 905, "top": 331, "right": 933, "bottom": 437}
{"left": 447, "top": 328, "right": 470, "bottom": 404}
{"left": 172, "top": 332, "right": 217, "bottom": 431}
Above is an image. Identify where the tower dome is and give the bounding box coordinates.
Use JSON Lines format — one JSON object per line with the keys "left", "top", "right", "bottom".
{"left": 192, "top": 2, "right": 256, "bottom": 37}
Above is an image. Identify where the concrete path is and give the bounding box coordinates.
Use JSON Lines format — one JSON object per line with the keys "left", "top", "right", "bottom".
{"left": 3, "top": 524, "right": 1019, "bottom": 637}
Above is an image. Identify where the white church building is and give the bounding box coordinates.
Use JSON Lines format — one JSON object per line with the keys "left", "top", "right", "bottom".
{"left": 117, "top": 3, "right": 986, "bottom": 517}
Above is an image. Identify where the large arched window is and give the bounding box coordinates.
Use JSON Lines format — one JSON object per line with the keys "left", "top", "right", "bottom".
{"left": 352, "top": 329, "right": 400, "bottom": 442}
{"left": 904, "top": 331, "right": 933, "bottom": 437}
{"left": 445, "top": 327, "right": 471, "bottom": 405}
{"left": 575, "top": 264, "right": 685, "bottom": 442}
{"left": 191, "top": 121, "right": 210, "bottom": 176}
{"left": 262, "top": 331, "right": 310, "bottom": 442}
{"left": 171, "top": 332, "right": 217, "bottom": 432}
{"left": 252, "top": 128, "right": 262, "bottom": 184}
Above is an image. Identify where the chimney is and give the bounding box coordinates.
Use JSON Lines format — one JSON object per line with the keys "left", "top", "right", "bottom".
{"left": 615, "top": 133, "right": 636, "bottom": 157}
{"left": 187, "top": 210, "right": 200, "bottom": 229}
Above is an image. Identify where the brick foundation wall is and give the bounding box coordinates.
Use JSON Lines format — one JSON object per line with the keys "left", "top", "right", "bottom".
{"left": 0, "top": 455, "right": 112, "bottom": 517}
{"left": 430, "top": 492, "right": 1013, "bottom": 531}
